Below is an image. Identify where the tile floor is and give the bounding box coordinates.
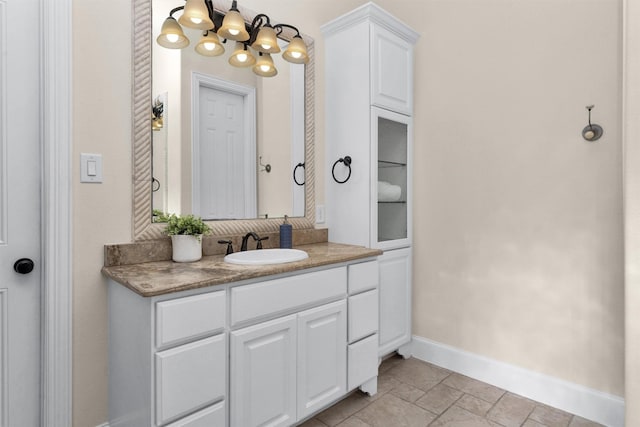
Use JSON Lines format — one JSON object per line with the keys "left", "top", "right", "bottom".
{"left": 300, "top": 356, "right": 603, "bottom": 427}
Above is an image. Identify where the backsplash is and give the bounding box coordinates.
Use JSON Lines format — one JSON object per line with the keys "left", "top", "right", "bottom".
{"left": 104, "top": 227, "right": 328, "bottom": 267}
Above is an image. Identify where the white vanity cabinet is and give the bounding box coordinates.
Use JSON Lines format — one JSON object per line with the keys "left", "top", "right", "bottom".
{"left": 109, "top": 284, "right": 228, "bottom": 427}
{"left": 322, "top": 3, "right": 419, "bottom": 359}
{"left": 108, "top": 257, "right": 379, "bottom": 427}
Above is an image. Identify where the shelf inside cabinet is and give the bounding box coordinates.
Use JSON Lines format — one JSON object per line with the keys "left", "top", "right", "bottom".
{"left": 378, "top": 201, "right": 406, "bottom": 204}
{"left": 378, "top": 160, "right": 406, "bottom": 168}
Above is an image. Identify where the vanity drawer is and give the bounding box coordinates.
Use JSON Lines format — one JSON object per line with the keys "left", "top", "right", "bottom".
{"left": 231, "top": 267, "right": 347, "bottom": 326}
{"left": 156, "top": 291, "right": 226, "bottom": 348}
{"left": 348, "top": 334, "right": 378, "bottom": 391}
{"left": 164, "top": 401, "right": 225, "bottom": 427}
{"left": 155, "top": 334, "right": 226, "bottom": 426}
{"left": 348, "top": 261, "right": 378, "bottom": 295}
{"left": 348, "top": 289, "right": 378, "bottom": 343}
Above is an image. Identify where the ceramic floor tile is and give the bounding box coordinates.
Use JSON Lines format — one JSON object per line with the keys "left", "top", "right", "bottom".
{"left": 529, "top": 404, "right": 573, "bottom": 427}
{"left": 376, "top": 371, "right": 404, "bottom": 396}
{"left": 429, "top": 405, "right": 497, "bottom": 427}
{"left": 315, "top": 393, "right": 372, "bottom": 426}
{"left": 568, "top": 416, "right": 604, "bottom": 427}
{"left": 455, "top": 393, "right": 494, "bottom": 416}
{"left": 442, "top": 373, "right": 505, "bottom": 404}
{"left": 414, "top": 383, "right": 463, "bottom": 415}
{"left": 487, "top": 392, "right": 536, "bottom": 427}
{"left": 386, "top": 357, "right": 451, "bottom": 392}
{"left": 336, "top": 417, "right": 371, "bottom": 427}
{"left": 379, "top": 355, "right": 404, "bottom": 373}
{"left": 354, "top": 393, "right": 437, "bottom": 427}
{"left": 390, "top": 382, "right": 427, "bottom": 403}
{"left": 298, "top": 419, "right": 328, "bottom": 427}
{"left": 304, "top": 358, "right": 602, "bottom": 427}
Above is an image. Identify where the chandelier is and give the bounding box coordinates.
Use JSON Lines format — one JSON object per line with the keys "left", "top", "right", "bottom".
{"left": 156, "top": 0, "right": 309, "bottom": 77}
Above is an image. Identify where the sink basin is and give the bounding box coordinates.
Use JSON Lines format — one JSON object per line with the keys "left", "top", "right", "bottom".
{"left": 224, "top": 248, "right": 309, "bottom": 266}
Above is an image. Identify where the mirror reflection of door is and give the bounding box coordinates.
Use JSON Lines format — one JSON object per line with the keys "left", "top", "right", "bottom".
{"left": 192, "top": 76, "right": 257, "bottom": 220}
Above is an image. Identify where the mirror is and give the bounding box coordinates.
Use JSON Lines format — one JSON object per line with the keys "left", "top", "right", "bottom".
{"left": 132, "top": 0, "right": 315, "bottom": 240}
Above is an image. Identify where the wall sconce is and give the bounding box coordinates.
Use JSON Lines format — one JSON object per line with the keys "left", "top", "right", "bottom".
{"left": 156, "top": 0, "right": 309, "bottom": 78}
{"left": 152, "top": 98, "right": 164, "bottom": 131}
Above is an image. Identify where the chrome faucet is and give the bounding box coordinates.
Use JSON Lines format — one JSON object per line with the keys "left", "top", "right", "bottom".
{"left": 240, "top": 232, "right": 269, "bottom": 251}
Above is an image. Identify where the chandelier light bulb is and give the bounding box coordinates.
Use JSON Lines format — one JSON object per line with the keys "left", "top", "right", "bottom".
{"left": 195, "top": 31, "right": 225, "bottom": 56}
{"left": 282, "top": 35, "right": 309, "bottom": 64}
{"left": 157, "top": 16, "right": 189, "bottom": 49}
{"left": 178, "top": 0, "right": 214, "bottom": 30}
{"left": 218, "top": 6, "right": 250, "bottom": 41}
{"left": 253, "top": 53, "right": 277, "bottom": 77}
{"left": 229, "top": 42, "right": 256, "bottom": 67}
{"left": 252, "top": 25, "right": 280, "bottom": 54}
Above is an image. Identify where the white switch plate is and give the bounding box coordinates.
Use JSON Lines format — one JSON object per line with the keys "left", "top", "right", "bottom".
{"left": 316, "top": 205, "right": 325, "bottom": 224}
{"left": 80, "top": 153, "right": 103, "bottom": 183}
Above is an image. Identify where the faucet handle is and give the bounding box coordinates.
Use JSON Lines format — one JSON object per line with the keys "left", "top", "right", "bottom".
{"left": 217, "top": 239, "right": 234, "bottom": 255}
{"left": 256, "top": 236, "right": 269, "bottom": 249}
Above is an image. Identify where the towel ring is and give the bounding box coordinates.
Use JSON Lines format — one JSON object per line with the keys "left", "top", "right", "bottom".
{"left": 293, "top": 162, "right": 305, "bottom": 186}
{"left": 152, "top": 177, "right": 160, "bottom": 192}
{"left": 332, "top": 156, "right": 352, "bottom": 184}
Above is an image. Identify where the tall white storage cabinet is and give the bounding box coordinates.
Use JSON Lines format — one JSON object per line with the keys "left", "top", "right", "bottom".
{"left": 322, "top": 3, "right": 419, "bottom": 358}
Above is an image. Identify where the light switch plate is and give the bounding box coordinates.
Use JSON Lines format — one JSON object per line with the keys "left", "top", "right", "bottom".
{"left": 80, "top": 153, "right": 103, "bottom": 183}
{"left": 316, "top": 205, "right": 325, "bottom": 224}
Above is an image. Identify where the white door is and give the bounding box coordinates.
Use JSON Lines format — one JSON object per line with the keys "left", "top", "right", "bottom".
{"left": 197, "top": 86, "right": 256, "bottom": 219}
{"left": 230, "top": 315, "right": 297, "bottom": 427}
{"left": 297, "top": 300, "right": 347, "bottom": 420}
{"left": 1, "top": 0, "right": 42, "bottom": 425}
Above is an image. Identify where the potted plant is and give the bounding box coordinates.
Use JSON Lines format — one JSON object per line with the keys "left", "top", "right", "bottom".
{"left": 164, "top": 214, "right": 211, "bottom": 262}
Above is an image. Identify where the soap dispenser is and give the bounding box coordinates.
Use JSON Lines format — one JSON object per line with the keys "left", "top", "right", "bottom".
{"left": 280, "top": 215, "right": 292, "bottom": 249}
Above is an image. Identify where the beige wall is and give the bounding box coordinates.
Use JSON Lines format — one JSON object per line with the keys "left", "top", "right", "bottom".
{"left": 72, "top": 0, "right": 625, "bottom": 425}
{"left": 72, "top": 0, "right": 132, "bottom": 425}
{"left": 413, "top": 0, "right": 624, "bottom": 395}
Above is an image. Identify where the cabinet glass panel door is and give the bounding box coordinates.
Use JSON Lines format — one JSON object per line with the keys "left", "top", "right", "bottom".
{"left": 372, "top": 107, "right": 412, "bottom": 249}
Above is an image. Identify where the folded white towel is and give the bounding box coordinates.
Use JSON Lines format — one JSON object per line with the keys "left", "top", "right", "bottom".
{"left": 378, "top": 181, "right": 402, "bottom": 202}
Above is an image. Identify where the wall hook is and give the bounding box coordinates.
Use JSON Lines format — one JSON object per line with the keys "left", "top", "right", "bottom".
{"left": 332, "top": 156, "right": 352, "bottom": 184}
{"left": 259, "top": 156, "right": 271, "bottom": 173}
{"left": 582, "top": 105, "right": 603, "bottom": 142}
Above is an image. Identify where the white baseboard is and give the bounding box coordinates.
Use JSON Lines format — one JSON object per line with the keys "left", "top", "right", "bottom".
{"left": 95, "top": 423, "right": 110, "bottom": 427}
{"left": 411, "top": 335, "right": 624, "bottom": 427}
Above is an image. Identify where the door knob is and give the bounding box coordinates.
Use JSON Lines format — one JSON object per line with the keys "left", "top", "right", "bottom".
{"left": 13, "top": 258, "right": 34, "bottom": 274}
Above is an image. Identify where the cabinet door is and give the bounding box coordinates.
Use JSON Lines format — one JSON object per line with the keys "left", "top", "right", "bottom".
{"left": 371, "top": 25, "right": 414, "bottom": 115}
{"left": 155, "top": 335, "right": 226, "bottom": 426}
{"left": 230, "top": 315, "right": 297, "bottom": 427}
{"left": 378, "top": 248, "right": 412, "bottom": 356}
{"left": 371, "top": 107, "right": 412, "bottom": 250}
{"left": 297, "top": 300, "right": 347, "bottom": 420}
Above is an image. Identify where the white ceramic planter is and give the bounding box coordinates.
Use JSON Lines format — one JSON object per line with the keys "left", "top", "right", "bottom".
{"left": 171, "top": 234, "right": 203, "bottom": 262}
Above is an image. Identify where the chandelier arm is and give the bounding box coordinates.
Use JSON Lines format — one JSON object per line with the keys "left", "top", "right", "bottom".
{"left": 247, "top": 14, "right": 268, "bottom": 45}
{"left": 168, "top": 6, "right": 184, "bottom": 17}
{"left": 274, "top": 23, "right": 301, "bottom": 39}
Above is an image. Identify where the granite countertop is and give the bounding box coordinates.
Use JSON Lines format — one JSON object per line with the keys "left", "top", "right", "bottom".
{"left": 102, "top": 242, "right": 382, "bottom": 297}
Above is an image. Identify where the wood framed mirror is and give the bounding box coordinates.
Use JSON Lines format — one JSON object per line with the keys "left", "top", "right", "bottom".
{"left": 131, "top": 0, "right": 315, "bottom": 240}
